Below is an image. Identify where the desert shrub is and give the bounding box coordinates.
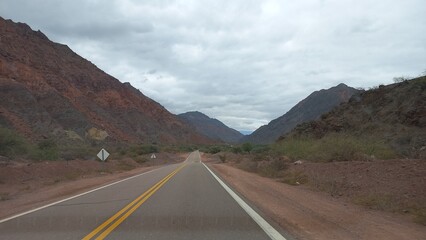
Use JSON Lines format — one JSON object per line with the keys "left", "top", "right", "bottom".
{"left": 412, "top": 207, "right": 426, "bottom": 225}
{"left": 126, "top": 144, "right": 158, "bottom": 157}
{"left": 251, "top": 145, "right": 270, "bottom": 154}
{"left": 0, "top": 127, "right": 28, "bottom": 158}
{"left": 273, "top": 133, "right": 396, "bottom": 162}
{"left": 31, "top": 139, "right": 59, "bottom": 160}
{"left": 241, "top": 142, "right": 253, "bottom": 153}
{"left": 177, "top": 145, "right": 196, "bottom": 152}
{"left": 138, "top": 145, "right": 158, "bottom": 155}
{"left": 281, "top": 170, "right": 308, "bottom": 185}
{"left": 238, "top": 159, "right": 258, "bottom": 172}
{"left": 393, "top": 76, "right": 410, "bottom": 83}
{"left": 59, "top": 143, "right": 95, "bottom": 160}
{"left": 134, "top": 156, "right": 148, "bottom": 164}
{"left": 352, "top": 194, "right": 395, "bottom": 211}
{"left": 117, "top": 161, "right": 136, "bottom": 171}
{"left": 272, "top": 137, "right": 317, "bottom": 160}
{"left": 219, "top": 154, "right": 226, "bottom": 163}
{"left": 231, "top": 146, "right": 242, "bottom": 154}
{"left": 207, "top": 146, "right": 221, "bottom": 154}
{"left": 258, "top": 158, "right": 288, "bottom": 178}
{"left": 118, "top": 148, "right": 126, "bottom": 156}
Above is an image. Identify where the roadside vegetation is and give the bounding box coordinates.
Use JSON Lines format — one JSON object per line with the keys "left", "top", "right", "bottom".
{"left": 202, "top": 120, "right": 422, "bottom": 225}
{"left": 0, "top": 127, "right": 59, "bottom": 161}
{"left": 272, "top": 133, "right": 397, "bottom": 162}
{"left": 0, "top": 126, "right": 198, "bottom": 162}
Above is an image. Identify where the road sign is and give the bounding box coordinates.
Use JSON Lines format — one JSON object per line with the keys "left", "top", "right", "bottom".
{"left": 150, "top": 154, "right": 156, "bottom": 159}
{"left": 97, "top": 148, "right": 110, "bottom": 161}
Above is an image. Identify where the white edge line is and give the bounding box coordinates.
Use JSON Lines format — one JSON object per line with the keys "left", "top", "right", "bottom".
{"left": 203, "top": 163, "right": 287, "bottom": 240}
{"left": 0, "top": 166, "right": 163, "bottom": 224}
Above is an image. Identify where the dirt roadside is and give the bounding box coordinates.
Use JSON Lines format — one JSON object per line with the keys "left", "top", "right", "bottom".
{"left": 209, "top": 162, "right": 426, "bottom": 240}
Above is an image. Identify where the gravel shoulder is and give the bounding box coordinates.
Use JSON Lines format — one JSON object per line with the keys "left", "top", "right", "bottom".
{"left": 209, "top": 162, "right": 426, "bottom": 240}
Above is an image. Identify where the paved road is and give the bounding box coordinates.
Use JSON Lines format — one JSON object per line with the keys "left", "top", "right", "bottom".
{"left": 0, "top": 151, "right": 285, "bottom": 239}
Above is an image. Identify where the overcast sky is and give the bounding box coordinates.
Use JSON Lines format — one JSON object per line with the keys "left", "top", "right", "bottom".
{"left": 1, "top": 0, "right": 425, "bottom": 132}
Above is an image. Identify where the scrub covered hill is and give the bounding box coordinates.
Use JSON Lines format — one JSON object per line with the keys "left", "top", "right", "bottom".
{"left": 283, "top": 76, "right": 426, "bottom": 159}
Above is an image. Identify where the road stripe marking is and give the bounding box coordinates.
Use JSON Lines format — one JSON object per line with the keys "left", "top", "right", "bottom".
{"left": 84, "top": 163, "right": 186, "bottom": 240}
{"left": 0, "top": 152, "right": 193, "bottom": 224}
{"left": 203, "top": 163, "right": 287, "bottom": 240}
{"left": 0, "top": 167, "right": 164, "bottom": 224}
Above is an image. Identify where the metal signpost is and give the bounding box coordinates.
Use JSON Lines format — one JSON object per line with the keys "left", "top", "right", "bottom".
{"left": 97, "top": 148, "right": 110, "bottom": 172}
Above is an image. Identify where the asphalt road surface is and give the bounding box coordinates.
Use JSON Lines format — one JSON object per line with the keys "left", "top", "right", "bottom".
{"left": 0, "top": 151, "right": 286, "bottom": 240}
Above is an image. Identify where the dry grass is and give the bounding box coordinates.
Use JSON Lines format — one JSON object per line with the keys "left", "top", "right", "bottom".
{"left": 0, "top": 193, "right": 10, "bottom": 201}
{"left": 133, "top": 156, "right": 148, "bottom": 164}
{"left": 412, "top": 208, "right": 426, "bottom": 225}
{"left": 237, "top": 159, "right": 258, "bottom": 172}
{"left": 352, "top": 194, "right": 396, "bottom": 211}
{"left": 116, "top": 161, "right": 136, "bottom": 171}
{"left": 281, "top": 170, "right": 308, "bottom": 185}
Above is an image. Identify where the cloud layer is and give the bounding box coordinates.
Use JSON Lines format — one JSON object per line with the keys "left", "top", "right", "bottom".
{"left": 2, "top": 0, "right": 425, "bottom": 131}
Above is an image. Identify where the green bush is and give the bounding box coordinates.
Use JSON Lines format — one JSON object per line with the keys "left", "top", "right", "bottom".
{"left": 126, "top": 144, "right": 158, "bottom": 157}
{"left": 241, "top": 142, "right": 253, "bottom": 153}
{"left": 0, "top": 127, "right": 28, "bottom": 158}
{"left": 231, "top": 146, "right": 242, "bottom": 154}
{"left": 138, "top": 145, "right": 158, "bottom": 155}
{"left": 59, "top": 144, "right": 94, "bottom": 160}
{"left": 208, "top": 146, "right": 221, "bottom": 154}
{"left": 31, "top": 139, "right": 59, "bottom": 160}
{"left": 251, "top": 145, "right": 270, "bottom": 154}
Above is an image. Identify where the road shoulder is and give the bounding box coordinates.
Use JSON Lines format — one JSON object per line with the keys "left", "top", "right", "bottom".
{"left": 209, "top": 163, "right": 426, "bottom": 240}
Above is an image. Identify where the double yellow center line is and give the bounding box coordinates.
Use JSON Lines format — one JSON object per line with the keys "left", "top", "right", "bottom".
{"left": 83, "top": 163, "right": 187, "bottom": 240}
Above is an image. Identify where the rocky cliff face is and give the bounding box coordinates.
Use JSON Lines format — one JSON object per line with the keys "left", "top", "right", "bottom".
{"left": 0, "top": 17, "right": 209, "bottom": 144}
{"left": 178, "top": 111, "right": 243, "bottom": 143}
{"left": 242, "top": 83, "right": 359, "bottom": 144}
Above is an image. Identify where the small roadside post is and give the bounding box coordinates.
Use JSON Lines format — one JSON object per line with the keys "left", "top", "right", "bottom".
{"left": 97, "top": 148, "right": 110, "bottom": 172}
{"left": 150, "top": 153, "right": 156, "bottom": 159}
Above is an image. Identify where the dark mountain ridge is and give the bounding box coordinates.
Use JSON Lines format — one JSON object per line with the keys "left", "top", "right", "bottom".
{"left": 178, "top": 111, "right": 243, "bottom": 143}
{"left": 242, "top": 83, "right": 359, "bottom": 144}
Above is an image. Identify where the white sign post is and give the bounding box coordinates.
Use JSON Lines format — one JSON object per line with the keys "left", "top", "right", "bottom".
{"left": 97, "top": 148, "right": 110, "bottom": 162}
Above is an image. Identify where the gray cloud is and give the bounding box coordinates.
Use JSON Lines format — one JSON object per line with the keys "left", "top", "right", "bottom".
{"left": 1, "top": 0, "right": 425, "bottom": 131}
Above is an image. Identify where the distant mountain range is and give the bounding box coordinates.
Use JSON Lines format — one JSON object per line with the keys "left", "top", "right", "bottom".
{"left": 178, "top": 111, "right": 243, "bottom": 143}
{"left": 284, "top": 77, "right": 426, "bottom": 158}
{"left": 239, "top": 130, "right": 253, "bottom": 136}
{"left": 0, "top": 17, "right": 210, "bottom": 144}
{"left": 242, "top": 83, "right": 359, "bottom": 144}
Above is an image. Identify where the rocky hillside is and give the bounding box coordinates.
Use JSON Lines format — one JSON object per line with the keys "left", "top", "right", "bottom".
{"left": 0, "top": 17, "right": 210, "bottom": 144}
{"left": 178, "top": 111, "right": 243, "bottom": 143}
{"left": 285, "top": 77, "right": 426, "bottom": 158}
{"left": 242, "top": 83, "right": 359, "bottom": 144}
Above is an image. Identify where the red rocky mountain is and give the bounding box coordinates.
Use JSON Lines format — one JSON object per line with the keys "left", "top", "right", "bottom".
{"left": 0, "top": 17, "right": 210, "bottom": 144}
